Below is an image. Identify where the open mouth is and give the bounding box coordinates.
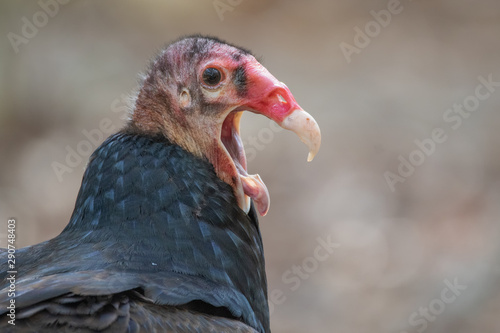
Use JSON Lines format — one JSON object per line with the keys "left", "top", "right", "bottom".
{"left": 215, "top": 66, "right": 321, "bottom": 217}
{"left": 221, "top": 111, "right": 270, "bottom": 216}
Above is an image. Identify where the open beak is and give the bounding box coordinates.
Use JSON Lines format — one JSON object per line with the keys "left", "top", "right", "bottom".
{"left": 228, "top": 59, "right": 321, "bottom": 216}
{"left": 242, "top": 61, "right": 321, "bottom": 160}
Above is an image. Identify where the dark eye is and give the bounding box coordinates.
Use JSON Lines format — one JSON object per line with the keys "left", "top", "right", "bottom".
{"left": 202, "top": 67, "right": 222, "bottom": 86}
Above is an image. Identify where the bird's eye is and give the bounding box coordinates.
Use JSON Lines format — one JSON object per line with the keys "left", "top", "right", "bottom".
{"left": 202, "top": 67, "right": 222, "bottom": 87}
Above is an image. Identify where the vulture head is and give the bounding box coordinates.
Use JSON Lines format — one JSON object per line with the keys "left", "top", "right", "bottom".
{"left": 130, "top": 36, "right": 321, "bottom": 216}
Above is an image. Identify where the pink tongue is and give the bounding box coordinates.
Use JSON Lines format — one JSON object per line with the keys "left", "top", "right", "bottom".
{"left": 240, "top": 174, "right": 270, "bottom": 216}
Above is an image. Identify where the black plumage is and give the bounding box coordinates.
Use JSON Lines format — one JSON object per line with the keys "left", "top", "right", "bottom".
{"left": 0, "top": 133, "right": 268, "bottom": 332}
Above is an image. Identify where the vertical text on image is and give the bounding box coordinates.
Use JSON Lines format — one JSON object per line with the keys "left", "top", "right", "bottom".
{"left": 6, "top": 218, "right": 17, "bottom": 326}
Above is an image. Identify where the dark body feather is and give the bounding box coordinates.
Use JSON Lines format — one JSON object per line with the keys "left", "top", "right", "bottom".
{"left": 0, "top": 132, "right": 269, "bottom": 332}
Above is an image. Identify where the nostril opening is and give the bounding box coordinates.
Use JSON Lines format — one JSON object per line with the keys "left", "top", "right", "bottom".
{"left": 277, "top": 94, "right": 287, "bottom": 103}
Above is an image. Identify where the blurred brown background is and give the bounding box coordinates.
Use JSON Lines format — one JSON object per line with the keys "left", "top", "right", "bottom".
{"left": 1, "top": 1, "right": 500, "bottom": 332}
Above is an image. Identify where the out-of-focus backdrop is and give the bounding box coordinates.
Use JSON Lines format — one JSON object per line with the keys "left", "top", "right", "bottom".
{"left": 1, "top": 1, "right": 500, "bottom": 332}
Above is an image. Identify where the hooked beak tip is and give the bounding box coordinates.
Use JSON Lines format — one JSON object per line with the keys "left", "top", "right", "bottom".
{"left": 281, "top": 109, "right": 321, "bottom": 162}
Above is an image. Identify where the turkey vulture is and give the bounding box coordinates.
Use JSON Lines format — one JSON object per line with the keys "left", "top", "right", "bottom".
{"left": 0, "top": 36, "right": 321, "bottom": 332}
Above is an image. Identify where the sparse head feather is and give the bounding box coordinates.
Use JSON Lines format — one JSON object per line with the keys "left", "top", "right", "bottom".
{"left": 167, "top": 34, "right": 253, "bottom": 57}
{"left": 143, "top": 35, "right": 252, "bottom": 85}
{"left": 129, "top": 35, "right": 254, "bottom": 137}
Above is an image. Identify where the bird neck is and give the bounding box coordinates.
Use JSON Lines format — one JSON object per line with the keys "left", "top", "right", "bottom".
{"left": 131, "top": 91, "right": 238, "bottom": 202}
